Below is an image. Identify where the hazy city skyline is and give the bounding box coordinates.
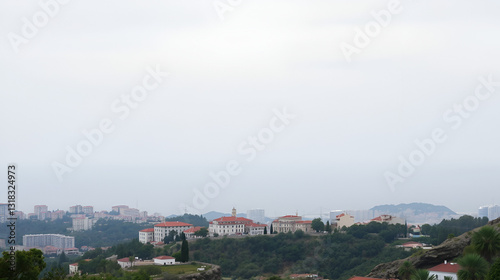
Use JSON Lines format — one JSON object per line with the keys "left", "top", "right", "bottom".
{"left": 1, "top": 1, "right": 499, "bottom": 216}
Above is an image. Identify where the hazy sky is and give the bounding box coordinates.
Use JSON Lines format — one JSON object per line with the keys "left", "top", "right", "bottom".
{"left": 1, "top": 0, "right": 499, "bottom": 217}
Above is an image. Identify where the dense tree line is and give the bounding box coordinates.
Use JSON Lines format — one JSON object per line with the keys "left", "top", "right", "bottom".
{"left": 419, "top": 215, "right": 488, "bottom": 245}
{"left": 190, "top": 223, "right": 412, "bottom": 279}
{"left": 164, "top": 214, "right": 209, "bottom": 227}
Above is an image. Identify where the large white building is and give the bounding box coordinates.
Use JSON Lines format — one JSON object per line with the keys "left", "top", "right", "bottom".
{"left": 209, "top": 216, "right": 253, "bottom": 236}
{"left": 247, "top": 223, "right": 267, "bottom": 235}
{"left": 139, "top": 228, "right": 154, "bottom": 244}
{"left": 153, "top": 221, "right": 193, "bottom": 242}
{"left": 23, "top": 234, "right": 74, "bottom": 249}
{"left": 72, "top": 216, "right": 94, "bottom": 231}
{"left": 271, "top": 215, "right": 312, "bottom": 233}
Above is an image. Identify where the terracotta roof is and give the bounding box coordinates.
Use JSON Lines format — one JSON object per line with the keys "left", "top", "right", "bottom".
{"left": 280, "top": 215, "right": 300, "bottom": 218}
{"left": 184, "top": 226, "right": 202, "bottom": 233}
{"left": 140, "top": 228, "right": 154, "bottom": 232}
{"left": 117, "top": 257, "right": 132, "bottom": 263}
{"left": 296, "top": 221, "right": 312, "bottom": 224}
{"left": 428, "top": 263, "right": 461, "bottom": 273}
{"left": 154, "top": 256, "right": 175, "bottom": 260}
{"left": 248, "top": 223, "right": 266, "bottom": 228}
{"left": 70, "top": 263, "right": 78, "bottom": 266}
{"left": 154, "top": 221, "right": 193, "bottom": 227}
{"left": 212, "top": 216, "right": 252, "bottom": 223}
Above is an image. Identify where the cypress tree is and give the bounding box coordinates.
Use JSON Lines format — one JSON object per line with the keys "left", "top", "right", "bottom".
{"left": 181, "top": 233, "right": 189, "bottom": 262}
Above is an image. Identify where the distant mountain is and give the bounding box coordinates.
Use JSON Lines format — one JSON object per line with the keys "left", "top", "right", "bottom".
{"left": 370, "top": 203, "right": 458, "bottom": 224}
{"left": 202, "top": 211, "right": 247, "bottom": 221}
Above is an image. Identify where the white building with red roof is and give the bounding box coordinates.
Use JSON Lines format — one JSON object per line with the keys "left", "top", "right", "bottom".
{"left": 117, "top": 257, "right": 134, "bottom": 268}
{"left": 69, "top": 263, "right": 79, "bottom": 275}
{"left": 272, "top": 215, "right": 312, "bottom": 233}
{"left": 428, "top": 261, "right": 461, "bottom": 280}
{"left": 139, "top": 228, "right": 154, "bottom": 244}
{"left": 154, "top": 255, "right": 176, "bottom": 265}
{"left": 154, "top": 221, "right": 193, "bottom": 242}
{"left": 183, "top": 226, "right": 203, "bottom": 239}
{"left": 209, "top": 216, "right": 253, "bottom": 236}
{"left": 247, "top": 223, "right": 267, "bottom": 235}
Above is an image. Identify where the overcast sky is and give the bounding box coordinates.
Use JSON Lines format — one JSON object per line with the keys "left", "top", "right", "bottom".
{"left": 1, "top": 0, "right": 499, "bottom": 217}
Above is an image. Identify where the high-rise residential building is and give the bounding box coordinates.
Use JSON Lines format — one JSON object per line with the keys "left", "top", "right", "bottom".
{"left": 0, "top": 203, "right": 8, "bottom": 223}
{"left": 112, "top": 205, "right": 129, "bottom": 213}
{"left": 478, "top": 205, "right": 500, "bottom": 221}
{"left": 69, "top": 205, "right": 83, "bottom": 214}
{"left": 23, "top": 234, "right": 75, "bottom": 249}
{"left": 247, "top": 209, "right": 265, "bottom": 224}
{"left": 488, "top": 205, "right": 500, "bottom": 221}
{"left": 34, "top": 205, "right": 48, "bottom": 220}
{"left": 478, "top": 206, "right": 489, "bottom": 218}
{"left": 83, "top": 206, "right": 94, "bottom": 215}
{"left": 72, "top": 216, "right": 94, "bottom": 231}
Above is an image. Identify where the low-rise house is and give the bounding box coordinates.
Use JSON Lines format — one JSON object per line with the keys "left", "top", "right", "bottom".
{"left": 153, "top": 255, "right": 175, "bottom": 265}
{"left": 183, "top": 226, "right": 203, "bottom": 239}
{"left": 370, "top": 215, "right": 405, "bottom": 225}
{"left": 428, "top": 261, "right": 461, "bottom": 280}
{"left": 247, "top": 223, "right": 267, "bottom": 235}
{"left": 397, "top": 241, "right": 424, "bottom": 251}
{"left": 209, "top": 216, "right": 253, "bottom": 236}
{"left": 117, "top": 257, "right": 133, "bottom": 269}
{"left": 69, "top": 263, "right": 79, "bottom": 275}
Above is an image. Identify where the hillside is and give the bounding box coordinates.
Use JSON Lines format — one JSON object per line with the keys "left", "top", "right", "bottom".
{"left": 367, "top": 216, "right": 500, "bottom": 279}
{"left": 191, "top": 223, "right": 411, "bottom": 280}
{"left": 370, "top": 203, "right": 458, "bottom": 224}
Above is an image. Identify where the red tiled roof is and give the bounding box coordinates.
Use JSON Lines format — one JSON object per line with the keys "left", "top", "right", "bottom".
{"left": 248, "top": 223, "right": 266, "bottom": 228}
{"left": 140, "top": 228, "right": 154, "bottom": 232}
{"left": 154, "top": 256, "right": 175, "bottom": 260}
{"left": 212, "top": 216, "right": 252, "bottom": 223}
{"left": 117, "top": 257, "right": 132, "bottom": 263}
{"left": 154, "top": 221, "right": 193, "bottom": 227}
{"left": 296, "top": 221, "right": 312, "bottom": 224}
{"left": 280, "top": 215, "right": 300, "bottom": 218}
{"left": 428, "top": 263, "right": 461, "bottom": 273}
{"left": 184, "top": 226, "right": 202, "bottom": 233}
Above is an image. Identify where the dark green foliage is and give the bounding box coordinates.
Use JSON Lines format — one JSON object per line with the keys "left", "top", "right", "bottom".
{"left": 472, "top": 226, "right": 500, "bottom": 263}
{"left": 311, "top": 218, "right": 325, "bottom": 232}
{"left": 180, "top": 235, "right": 189, "bottom": 262}
{"left": 487, "top": 257, "right": 500, "bottom": 280}
{"left": 399, "top": 261, "right": 416, "bottom": 280}
{"left": 326, "top": 221, "right": 332, "bottom": 233}
{"left": 264, "top": 226, "right": 268, "bottom": 234}
{"left": 457, "top": 254, "right": 489, "bottom": 280}
{"left": 270, "top": 224, "right": 274, "bottom": 234}
{"left": 164, "top": 214, "right": 209, "bottom": 227}
{"left": 191, "top": 228, "right": 412, "bottom": 279}
{"left": 411, "top": 269, "right": 437, "bottom": 280}
{"left": 0, "top": 248, "right": 46, "bottom": 279}
{"left": 422, "top": 216, "right": 489, "bottom": 245}
{"left": 194, "top": 227, "right": 209, "bottom": 237}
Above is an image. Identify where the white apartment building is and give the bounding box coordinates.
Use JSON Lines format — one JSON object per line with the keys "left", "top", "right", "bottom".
{"left": 72, "top": 216, "right": 93, "bottom": 231}
{"left": 139, "top": 228, "right": 154, "bottom": 244}
{"left": 209, "top": 216, "right": 253, "bottom": 236}
{"left": 247, "top": 223, "right": 267, "bottom": 235}
{"left": 23, "top": 234, "right": 75, "bottom": 249}
{"left": 153, "top": 221, "right": 193, "bottom": 242}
